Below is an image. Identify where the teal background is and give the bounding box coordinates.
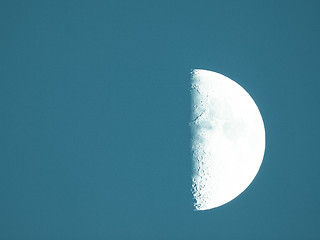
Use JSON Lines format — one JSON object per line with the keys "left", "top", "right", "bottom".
{"left": 1, "top": 0, "right": 319, "bottom": 239}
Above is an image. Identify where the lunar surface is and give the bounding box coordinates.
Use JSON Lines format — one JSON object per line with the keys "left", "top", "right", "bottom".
{"left": 191, "top": 69, "right": 265, "bottom": 210}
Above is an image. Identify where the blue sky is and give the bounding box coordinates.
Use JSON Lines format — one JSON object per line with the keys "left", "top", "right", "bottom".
{"left": 1, "top": 0, "right": 319, "bottom": 239}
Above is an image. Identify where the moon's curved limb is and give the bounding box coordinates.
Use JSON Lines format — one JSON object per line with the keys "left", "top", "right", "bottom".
{"left": 191, "top": 69, "right": 265, "bottom": 210}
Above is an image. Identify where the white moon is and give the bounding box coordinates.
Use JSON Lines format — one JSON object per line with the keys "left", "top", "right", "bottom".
{"left": 191, "top": 69, "right": 265, "bottom": 211}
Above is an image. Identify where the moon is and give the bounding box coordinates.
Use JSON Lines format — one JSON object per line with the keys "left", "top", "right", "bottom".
{"left": 191, "top": 69, "right": 265, "bottom": 210}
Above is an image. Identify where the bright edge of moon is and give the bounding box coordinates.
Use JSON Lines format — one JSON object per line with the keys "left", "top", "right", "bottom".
{"left": 191, "top": 69, "right": 265, "bottom": 211}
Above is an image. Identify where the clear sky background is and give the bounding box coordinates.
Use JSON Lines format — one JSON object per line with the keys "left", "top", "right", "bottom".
{"left": 1, "top": 0, "right": 319, "bottom": 239}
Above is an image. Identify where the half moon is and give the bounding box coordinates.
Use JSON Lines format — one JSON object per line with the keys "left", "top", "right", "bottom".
{"left": 191, "top": 69, "right": 265, "bottom": 210}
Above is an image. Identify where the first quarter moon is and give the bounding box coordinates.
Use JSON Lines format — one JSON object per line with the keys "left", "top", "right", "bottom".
{"left": 191, "top": 69, "right": 265, "bottom": 211}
